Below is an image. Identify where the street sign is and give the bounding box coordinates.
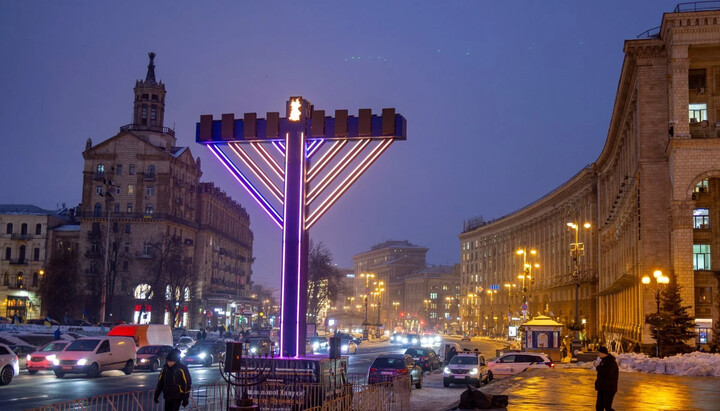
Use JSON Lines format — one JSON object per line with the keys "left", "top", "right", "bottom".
{"left": 521, "top": 304, "right": 528, "bottom": 311}
{"left": 490, "top": 284, "right": 500, "bottom": 291}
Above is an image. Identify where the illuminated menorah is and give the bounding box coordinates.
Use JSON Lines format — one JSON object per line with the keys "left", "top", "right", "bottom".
{"left": 197, "top": 97, "right": 406, "bottom": 357}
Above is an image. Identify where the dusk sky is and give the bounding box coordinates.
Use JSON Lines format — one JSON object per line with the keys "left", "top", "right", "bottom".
{"left": 0, "top": 1, "right": 679, "bottom": 288}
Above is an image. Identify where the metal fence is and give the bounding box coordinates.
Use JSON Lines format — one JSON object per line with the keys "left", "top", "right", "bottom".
{"left": 25, "top": 375, "right": 410, "bottom": 411}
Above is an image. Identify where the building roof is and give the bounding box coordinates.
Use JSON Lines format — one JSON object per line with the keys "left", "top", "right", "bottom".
{"left": 405, "top": 265, "right": 455, "bottom": 280}
{"left": 369, "top": 240, "right": 427, "bottom": 251}
{"left": 53, "top": 224, "right": 81, "bottom": 232}
{"left": 170, "top": 146, "right": 188, "bottom": 158}
{"left": 521, "top": 315, "right": 563, "bottom": 327}
{"left": 0, "top": 204, "right": 58, "bottom": 216}
{"left": 145, "top": 52, "right": 157, "bottom": 84}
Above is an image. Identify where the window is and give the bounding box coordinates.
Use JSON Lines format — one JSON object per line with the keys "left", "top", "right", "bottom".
{"left": 125, "top": 223, "right": 131, "bottom": 234}
{"left": 129, "top": 164, "right": 135, "bottom": 175}
{"left": 150, "top": 105, "right": 157, "bottom": 125}
{"left": 16, "top": 272, "right": 23, "bottom": 289}
{"left": 689, "top": 103, "right": 707, "bottom": 123}
{"left": 95, "top": 185, "right": 103, "bottom": 195}
{"left": 35, "top": 224, "right": 41, "bottom": 235}
{"left": 20, "top": 224, "right": 27, "bottom": 235}
{"left": 693, "top": 209, "right": 710, "bottom": 229}
{"left": 430, "top": 312, "right": 437, "bottom": 319}
{"left": 143, "top": 243, "right": 152, "bottom": 255}
{"left": 694, "top": 179, "right": 709, "bottom": 193}
{"left": 91, "top": 222, "right": 100, "bottom": 234}
{"left": 128, "top": 185, "right": 134, "bottom": 195}
{"left": 141, "top": 104, "right": 148, "bottom": 125}
{"left": 91, "top": 242, "right": 99, "bottom": 253}
{"left": 4, "top": 248, "right": 10, "bottom": 260}
{"left": 33, "top": 248, "right": 39, "bottom": 261}
{"left": 696, "top": 287, "right": 713, "bottom": 304}
{"left": 94, "top": 203, "right": 102, "bottom": 217}
{"left": 32, "top": 272, "right": 38, "bottom": 287}
{"left": 430, "top": 292, "right": 438, "bottom": 300}
{"left": 142, "top": 94, "right": 148, "bottom": 100}
{"left": 116, "top": 165, "right": 122, "bottom": 175}
{"left": 693, "top": 244, "right": 711, "bottom": 270}
{"left": 151, "top": 94, "right": 158, "bottom": 101}
{"left": 127, "top": 203, "right": 133, "bottom": 213}
{"left": 97, "top": 340, "right": 111, "bottom": 354}
{"left": 114, "top": 203, "right": 120, "bottom": 213}
{"left": 115, "top": 186, "right": 121, "bottom": 195}
{"left": 124, "top": 242, "right": 129, "bottom": 252}
{"left": 6, "top": 223, "right": 12, "bottom": 234}
{"left": 689, "top": 69, "right": 706, "bottom": 90}
{"left": 146, "top": 186, "right": 155, "bottom": 196}
{"left": 145, "top": 205, "right": 154, "bottom": 215}
{"left": 96, "top": 164, "right": 105, "bottom": 177}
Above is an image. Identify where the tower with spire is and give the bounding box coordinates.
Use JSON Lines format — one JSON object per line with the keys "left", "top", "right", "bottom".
{"left": 126, "top": 52, "right": 175, "bottom": 148}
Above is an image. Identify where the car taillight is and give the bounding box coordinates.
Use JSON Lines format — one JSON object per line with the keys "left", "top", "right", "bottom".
{"left": 545, "top": 362, "right": 554, "bottom": 368}
{"left": 396, "top": 368, "right": 408, "bottom": 374}
{"left": 369, "top": 368, "right": 377, "bottom": 373}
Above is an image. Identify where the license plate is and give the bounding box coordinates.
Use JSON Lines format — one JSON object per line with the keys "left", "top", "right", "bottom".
{"left": 62, "top": 366, "right": 72, "bottom": 370}
{"left": 380, "top": 372, "right": 393, "bottom": 375}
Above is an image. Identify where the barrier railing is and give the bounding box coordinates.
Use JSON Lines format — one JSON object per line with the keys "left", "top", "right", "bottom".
{"left": 26, "top": 374, "right": 411, "bottom": 411}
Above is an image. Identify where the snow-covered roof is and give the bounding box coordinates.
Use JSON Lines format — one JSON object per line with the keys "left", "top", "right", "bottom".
{"left": 521, "top": 315, "right": 563, "bottom": 327}
{"left": 0, "top": 204, "right": 57, "bottom": 216}
{"left": 171, "top": 146, "right": 188, "bottom": 158}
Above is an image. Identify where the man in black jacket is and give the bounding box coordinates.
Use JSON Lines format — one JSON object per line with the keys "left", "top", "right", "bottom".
{"left": 154, "top": 349, "right": 192, "bottom": 410}
{"left": 594, "top": 346, "right": 619, "bottom": 411}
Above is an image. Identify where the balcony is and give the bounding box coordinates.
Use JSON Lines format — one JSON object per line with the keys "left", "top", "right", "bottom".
{"left": 119, "top": 123, "right": 175, "bottom": 137}
{"left": 9, "top": 258, "right": 28, "bottom": 266}
{"left": 143, "top": 173, "right": 156, "bottom": 181}
{"left": 10, "top": 233, "right": 32, "bottom": 241}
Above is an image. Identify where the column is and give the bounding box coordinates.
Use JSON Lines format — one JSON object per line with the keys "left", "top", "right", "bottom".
{"left": 668, "top": 45, "right": 690, "bottom": 139}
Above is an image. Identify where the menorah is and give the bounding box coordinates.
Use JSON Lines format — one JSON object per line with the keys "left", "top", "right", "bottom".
{"left": 197, "top": 97, "right": 406, "bottom": 357}
{"left": 220, "top": 341, "right": 276, "bottom": 411}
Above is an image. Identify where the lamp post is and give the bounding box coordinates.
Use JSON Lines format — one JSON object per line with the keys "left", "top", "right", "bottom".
{"left": 516, "top": 248, "right": 538, "bottom": 319}
{"left": 360, "top": 273, "right": 375, "bottom": 339}
{"left": 504, "top": 283, "right": 517, "bottom": 339}
{"left": 567, "top": 220, "right": 591, "bottom": 356}
{"left": 642, "top": 270, "right": 670, "bottom": 357}
{"left": 466, "top": 293, "right": 477, "bottom": 335}
{"left": 486, "top": 289, "right": 497, "bottom": 337}
{"left": 392, "top": 301, "right": 400, "bottom": 329}
{"left": 422, "top": 299, "right": 431, "bottom": 332}
{"left": 375, "top": 281, "right": 385, "bottom": 328}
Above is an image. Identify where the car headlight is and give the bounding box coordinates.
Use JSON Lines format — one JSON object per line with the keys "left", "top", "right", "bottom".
{"left": 390, "top": 336, "right": 394, "bottom": 341}
{"left": 46, "top": 355, "right": 56, "bottom": 362}
{"left": 26, "top": 354, "right": 31, "bottom": 362}
{"left": 470, "top": 368, "right": 478, "bottom": 375}
{"left": 402, "top": 338, "right": 408, "bottom": 344}
{"left": 443, "top": 367, "right": 451, "bottom": 374}
{"left": 140, "top": 358, "right": 147, "bottom": 363}
{"left": 250, "top": 347, "right": 257, "bottom": 354}
{"left": 52, "top": 358, "right": 60, "bottom": 366}
{"left": 412, "top": 339, "right": 418, "bottom": 344}
{"left": 342, "top": 345, "right": 348, "bottom": 352}
{"left": 434, "top": 336, "right": 441, "bottom": 342}
{"left": 312, "top": 342, "right": 319, "bottom": 350}
{"left": 198, "top": 352, "right": 207, "bottom": 359}
{"left": 77, "top": 359, "right": 88, "bottom": 366}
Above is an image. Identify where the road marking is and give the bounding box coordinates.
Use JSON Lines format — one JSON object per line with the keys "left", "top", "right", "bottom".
{"left": 5, "top": 395, "right": 50, "bottom": 402}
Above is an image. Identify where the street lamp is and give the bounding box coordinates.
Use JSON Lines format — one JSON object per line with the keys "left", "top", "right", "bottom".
{"left": 516, "top": 248, "right": 539, "bottom": 318}
{"left": 392, "top": 301, "right": 400, "bottom": 328}
{"left": 360, "top": 273, "right": 375, "bottom": 339}
{"left": 466, "top": 293, "right": 476, "bottom": 335}
{"left": 503, "top": 283, "right": 517, "bottom": 339}
{"left": 486, "top": 289, "right": 497, "bottom": 337}
{"left": 567, "top": 220, "right": 591, "bottom": 356}
{"left": 642, "top": 270, "right": 670, "bottom": 357}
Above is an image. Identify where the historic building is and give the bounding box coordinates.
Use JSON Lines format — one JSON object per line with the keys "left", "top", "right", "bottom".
{"left": 0, "top": 204, "right": 72, "bottom": 320}
{"left": 78, "top": 53, "right": 253, "bottom": 327}
{"left": 403, "top": 265, "right": 461, "bottom": 332}
{"left": 460, "top": 7, "right": 720, "bottom": 346}
{"left": 352, "top": 240, "right": 428, "bottom": 327}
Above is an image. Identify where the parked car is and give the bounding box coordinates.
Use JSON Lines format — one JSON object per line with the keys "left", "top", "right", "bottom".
{"left": 308, "top": 336, "right": 328, "bottom": 353}
{"left": 368, "top": 354, "right": 422, "bottom": 389}
{"left": 10, "top": 345, "right": 36, "bottom": 369}
{"left": 244, "top": 337, "right": 273, "bottom": 356}
{"left": 340, "top": 339, "right": 358, "bottom": 355}
{"left": 136, "top": 345, "right": 174, "bottom": 372}
{"left": 461, "top": 334, "right": 472, "bottom": 342}
{"left": 437, "top": 342, "right": 462, "bottom": 364}
{"left": 404, "top": 347, "right": 441, "bottom": 371}
{"left": 26, "top": 318, "right": 61, "bottom": 326}
{"left": 69, "top": 319, "right": 94, "bottom": 327}
{"left": 443, "top": 353, "right": 490, "bottom": 387}
{"left": 0, "top": 343, "right": 19, "bottom": 385}
{"left": 402, "top": 333, "right": 420, "bottom": 347}
{"left": 334, "top": 332, "right": 362, "bottom": 345}
{"left": 183, "top": 340, "right": 226, "bottom": 367}
{"left": 26, "top": 341, "right": 70, "bottom": 374}
{"left": 52, "top": 336, "right": 136, "bottom": 378}
{"left": 486, "top": 352, "right": 554, "bottom": 376}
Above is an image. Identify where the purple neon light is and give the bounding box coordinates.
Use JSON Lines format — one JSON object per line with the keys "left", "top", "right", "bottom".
{"left": 273, "top": 141, "right": 285, "bottom": 156}
{"left": 279, "top": 133, "right": 290, "bottom": 356}
{"left": 252, "top": 142, "right": 284, "bottom": 179}
{"left": 306, "top": 139, "right": 324, "bottom": 159}
{"left": 229, "top": 143, "right": 284, "bottom": 202}
{"left": 207, "top": 145, "right": 283, "bottom": 228}
{"left": 296, "top": 131, "right": 306, "bottom": 357}
{"left": 307, "top": 140, "right": 348, "bottom": 182}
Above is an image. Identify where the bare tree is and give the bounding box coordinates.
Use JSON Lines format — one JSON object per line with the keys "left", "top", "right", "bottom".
{"left": 306, "top": 241, "right": 347, "bottom": 324}
{"left": 39, "top": 246, "right": 81, "bottom": 320}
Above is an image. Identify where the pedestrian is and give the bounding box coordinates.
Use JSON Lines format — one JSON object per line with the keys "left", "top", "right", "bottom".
{"left": 446, "top": 346, "right": 457, "bottom": 364}
{"left": 54, "top": 327, "right": 61, "bottom": 340}
{"left": 610, "top": 340, "right": 616, "bottom": 353}
{"left": 594, "top": 346, "right": 619, "bottom": 411}
{"left": 154, "top": 349, "right": 192, "bottom": 410}
{"left": 633, "top": 342, "right": 641, "bottom": 354}
{"left": 561, "top": 345, "right": 568, "bottom": 359}
{"left": 12, "top": 313, "right": 19, "bottom": 325}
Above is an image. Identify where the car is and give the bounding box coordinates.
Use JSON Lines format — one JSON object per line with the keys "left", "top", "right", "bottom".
{"left": 52, "top": 336, "right": 136, "bottom": 378}
{"left": 69, "top": 319, "right": 94, "bottom": 327}
{"left": 175, "top": 336, "right": 195, "bottom": 356}
{"left": 244, "top": 337, "right": 273, "bottom": 356}
{"left": 334, "top": 332, "right": 362, "bottom": 345}
{"left": 389, "top": 333, "right": 403, "bottom": 344}
{"left": 136, "top": 345, "right": 174, "bottom": 372}
{"left": 26, "top": 341, "right": 70, "bottom": 374}
{"left": 0, "top": 343, "right": 20, "bottom": 385}
{"left": 420, "top": 334, "right": 442, "bottom": 346}
{"left": 404, "top": 347, "right": 441, "bottom": 372}
{"left": 402, "top": 333, "right": 420, "bottom": 347}
{"left": 26, "top": 318, "right": 61, "bottom": 326}
{"left": 486, "top": 352, "right": 554, "bottom": 376}
{"left": 461, "top": 334, "right": 472, "bottom": 342}
{"left": 97, "top": 322, "right": 114, "bottom": 329}
{"left": 10, "top": 345, "right": 36, "bottom": 369}
{"left": 368, "top": 354, "right": 423, "bottom": 389}
{"left": 308, "top": 336, "right": 328, "bottom": 353}
{"left": 183, "top": 340, "right": 226, "bottom": 367}
{"left": 443, "top": 353, "right": 491, "bottom": 387}
{"left": 0, "top": 316, "right": 12, "bottom": 324}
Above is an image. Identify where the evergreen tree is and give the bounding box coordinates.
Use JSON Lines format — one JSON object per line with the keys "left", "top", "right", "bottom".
{"left": 645, "top": 282, "right": 695, "bottom": 357}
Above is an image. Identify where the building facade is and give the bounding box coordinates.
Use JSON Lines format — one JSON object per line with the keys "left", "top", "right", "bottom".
{"left": 403, "top": 265, "right": 461, "bottom": 332}
{"left": 460, "top": 8, "right": 720, "bottom": 346}
{"left": 352, "top": 240, "right": 428, "bottom": 327}
{"left": 77, "top": 53, "right": 253, "bottom": 328}
{"left": 0, "top": 205, "right": 71, "bottom": 320}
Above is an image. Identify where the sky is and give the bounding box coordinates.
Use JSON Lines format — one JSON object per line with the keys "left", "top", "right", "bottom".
{"left": 0, "top": 1, "right": 681, "bottom": 288}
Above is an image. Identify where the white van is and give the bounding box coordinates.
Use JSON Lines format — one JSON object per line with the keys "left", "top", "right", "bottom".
{"left": 52, "top": 336, "right": 136, "bottom": 378}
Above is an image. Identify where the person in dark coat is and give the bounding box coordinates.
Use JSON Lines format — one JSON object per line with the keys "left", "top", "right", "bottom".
{"left": 54, "top": 327, "right": 61, "bottom": 340}
{"left": 445, "top": 346, "right": 458, "bottom": 364}
{"left": 594, "top": 346, "right": 619, "bottom": 411}
{"left": 154, "top": 349, "right": 192, "bottom": 410}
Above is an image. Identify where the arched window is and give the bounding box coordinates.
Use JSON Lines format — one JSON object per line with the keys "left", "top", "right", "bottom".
{"left": 134, "top": 284, "right": 152, "bottom": 299}
{"left": 147, "top": 165, "right": 156, "bottom": 178}
{"left": 35, "top": 223, "right": 42, "bottom": 235}
{"left": 19, "top": 246, "right": 26, "bottom": 262}
{"left": 21, "top": 223, "right": 27, "bottom": 235}
{"left": 32, "top": 272, "right": 39, "bottom": 287}
{"left": 94, "top": 203, "right": 102, "bottom": 217}
{"left": 6, "top": 223, "right": 12, "bottom": 234}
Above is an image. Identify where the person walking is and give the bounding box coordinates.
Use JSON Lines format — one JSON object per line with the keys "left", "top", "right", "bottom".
{"left": 445, "top": 346, "right": 458, "bottom": 364}
{"left": 595, "top": 346, "right": 619, "bottom": 411}
{"left": 154, "top": 349, "right": 192, "bottom": 410}
{"left": 54, "top": 327, "right": 61, "bottom": 340}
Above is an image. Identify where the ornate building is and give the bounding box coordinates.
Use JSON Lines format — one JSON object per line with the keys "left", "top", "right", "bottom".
{"left": 403, "top": 265, "right": 461, "bottom": 332}
{"left": 460, "top": 7, "right": 720, "bottom": 346}
{"left": 78, "top": 53, "right": 253, "bottom": 327}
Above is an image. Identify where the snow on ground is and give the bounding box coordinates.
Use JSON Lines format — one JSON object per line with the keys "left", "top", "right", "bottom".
{"left": 559, "top": 352, "right": 720, "bottom": 377}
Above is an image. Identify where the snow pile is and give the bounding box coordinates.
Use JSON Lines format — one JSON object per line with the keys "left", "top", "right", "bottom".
{"left": 616, "top": 352, "right": 720, "bottom": 377}
{"left": 558, "top": 361, "right": 595, "bottom": 370}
